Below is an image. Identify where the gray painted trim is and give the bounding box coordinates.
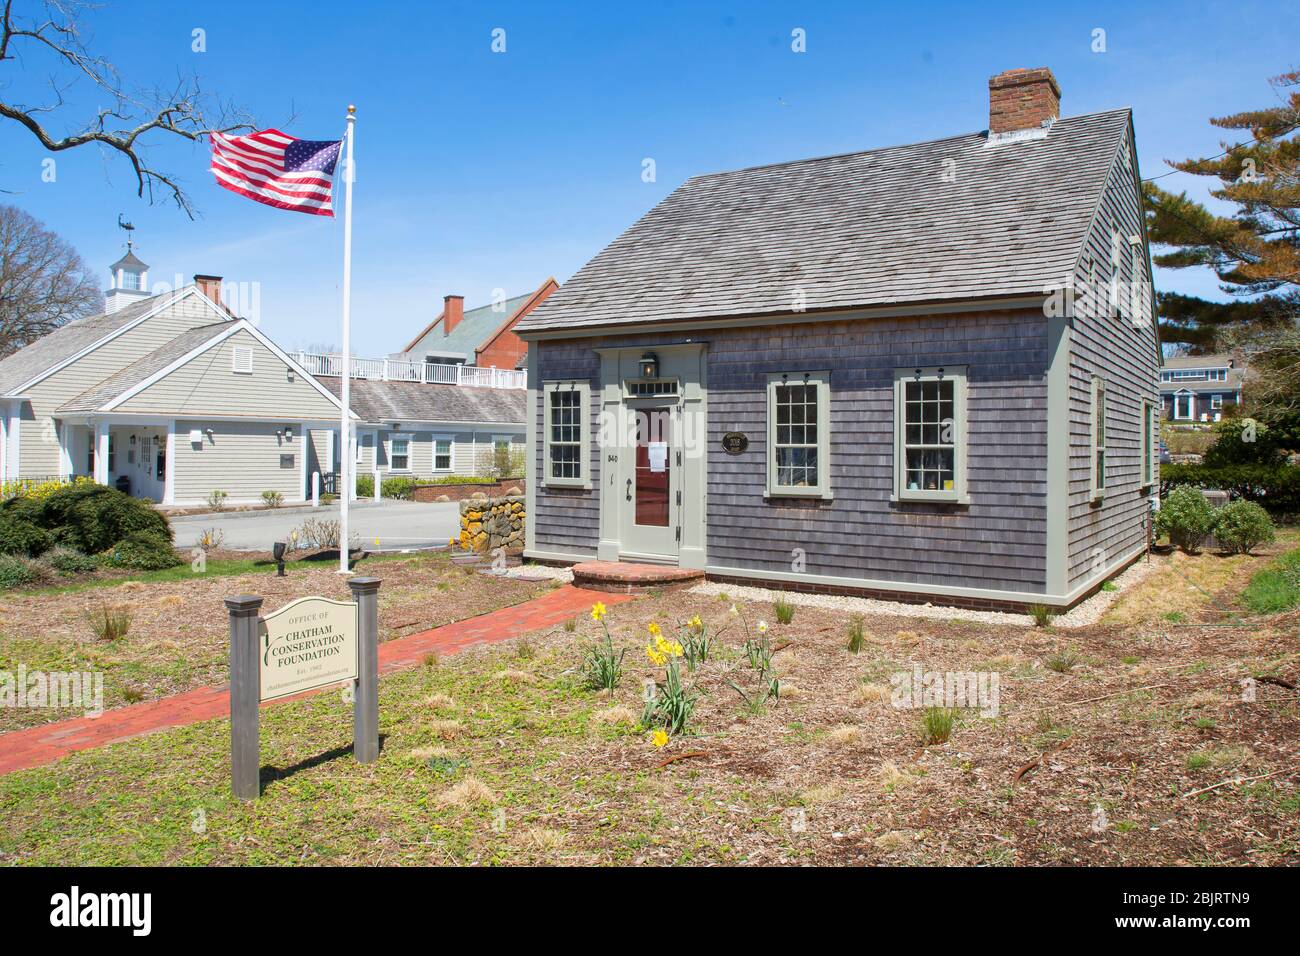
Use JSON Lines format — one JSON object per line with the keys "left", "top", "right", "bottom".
{"left": 890, "top": 365, "right": 969, "bottom": 505}
{"left": 525, "top": 547, "right": 597, "bottom": 564}
{"left": 517, "top": 295, "right": 1049, "bottom": 342}
{"left": 541, "top": 379, "right": 592, "bottom": 489}
{"left": 524, "top": 350, "right": 539, "bottom": 554}
{"left": 764, "top": 370, "right": 832, "bottom": 500}
{"left": 1045, "top": 314, "right": 1071, "bottom": 596}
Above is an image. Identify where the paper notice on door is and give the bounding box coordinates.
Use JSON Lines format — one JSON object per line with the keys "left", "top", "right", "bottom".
{"left": 648, "top": 442, "right": 668, "bottom": 473}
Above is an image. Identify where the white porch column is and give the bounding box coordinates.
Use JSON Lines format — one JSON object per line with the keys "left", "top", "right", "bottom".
{"left": 94, "top": 421, "right": 110, "bottom": 486}
{"left": 163, "top": 421, "right": 176, "bottom": 504}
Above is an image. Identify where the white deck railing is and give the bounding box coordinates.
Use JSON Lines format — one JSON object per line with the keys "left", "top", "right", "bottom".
{"left": 295, "top": 352, "right": 525, "bottom": 389}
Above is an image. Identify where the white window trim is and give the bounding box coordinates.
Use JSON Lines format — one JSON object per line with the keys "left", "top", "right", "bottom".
{"left": 1090, "top": 376, "right": 1107, "bottom": 501}
{"left": 232, "top": 345, "right": 254, "bottom": 374}
{"left": 1173, "top": 389, "right": 1194, "bottom": 421}
{"left": 891, "top": 365, "right": 969, "bottom": 505}
{"left": 543, "top": 380, "right": 591, "bottom": 489}
{"left": 1210, "top": 394, "right": 1224, "bottom": 409}
{"left": 432, "top": 434, "right": 454, "bottom": 473}
{"left": 1140, "top": 397, "right": 1155, "bottom": 488}
{"left": 765, "top": 370, "right": 832, "bottom": 500}
{"left": 388, "top": 432, "right": 412, "bottom": 473}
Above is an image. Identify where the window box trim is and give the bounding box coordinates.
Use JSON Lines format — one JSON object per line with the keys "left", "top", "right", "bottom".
{"left": 764, "top": 371, "right": 832, "bottom": 500}
{"left": 1090, "top": 376, "right": 1107, "bottom": 502}
{"left": 543, "top": 380, "right": 591, "bottom": 489}
{"left": 431, "top": 433, "right": 454, "bottom": 474}
{"left": 388, "top": 432, "right": 413, "bottom": 474}
{"left": 1140, "top": 397, "right": 1155, "bottom": 489}
{"left": 892, "top": 365, "right": 969, "bottom": 505}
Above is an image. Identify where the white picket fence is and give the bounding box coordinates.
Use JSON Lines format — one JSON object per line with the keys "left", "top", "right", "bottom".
{"left": 295, "top": 352, "right": 525, "bottom": 389}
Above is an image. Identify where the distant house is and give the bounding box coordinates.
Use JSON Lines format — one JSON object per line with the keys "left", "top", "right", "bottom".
{"left": 400, "top": 279, "right": 558, "bottom": 372}
{"left": 515, "top": 68, "right": 1162, "bottom": 612}
{"left": 0, "top": 248, "right": 352, "bottom": 506}
{"left": 1158, "top": 354, "right": 1243, "bottom": 422}
{"left": 293, "top": 283, "right": 552, "bottom": 493}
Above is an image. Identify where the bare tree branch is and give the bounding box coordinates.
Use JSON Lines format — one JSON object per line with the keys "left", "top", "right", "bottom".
{"left": 0, "top": 1, "right": 257, "bottom": 218}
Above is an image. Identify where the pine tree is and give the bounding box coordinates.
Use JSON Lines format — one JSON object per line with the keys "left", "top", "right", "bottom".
{"left": 1142, "top": 70, "right": 1300, "bottom": 351}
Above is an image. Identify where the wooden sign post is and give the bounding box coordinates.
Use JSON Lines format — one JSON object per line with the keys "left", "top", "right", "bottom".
{"left": 225, "top": 577, "right": 380, "bottom": 800}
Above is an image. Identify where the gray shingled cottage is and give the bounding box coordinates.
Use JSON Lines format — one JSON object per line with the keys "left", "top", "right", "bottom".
{"left": 515, "top": 68, "right": 1161, "bottom": 612}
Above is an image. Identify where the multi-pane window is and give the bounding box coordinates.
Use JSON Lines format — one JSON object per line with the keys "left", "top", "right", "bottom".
{"left": 774, "top": 381, "right": 818, "bottom": 487}
{"left": 1141, "top": 399, "right": 1155, "bottom": 487}
{"left": 544, "top": 382, "right": 589, "bottom": 487}
{"left": 434, "top": 438, "right": 452, "bottom": 471}
{"left": 390, "top": 435, "right": 410, "bottom": 471}
{"left": 893, "top": 367, "right": 967, "bottom": 503}
{"left": 903, "top": 380, "right": 955, "bottom": 492}
{"left": 766, "top": 372, "right": 831, "bottom": 498}
{"left": 1090, "top": 377, "right": 1107, "bottom": 499}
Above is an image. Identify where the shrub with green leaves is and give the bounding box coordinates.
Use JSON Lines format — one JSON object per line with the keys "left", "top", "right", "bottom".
{"left": 104, "top": 530, "right": 181, "bottom": 571}
{"left": 43, "top": 546, "right": 100, "bottom": 577}
{"left": 39, "top": 484, "right": 173, "bottom": 554}
{"left": 581, "top": 632, "right": 625, "bottom": 693}
{"left": 0, "top": 552, "right": 38, "bottom": 589}
{"left": 0, "top": 499, "right": 53, "bottom": 557}
{"left": 1213, "top": 500, "right": 1275, "bottom": 555}
{"left": 261, "top": 490, "right": 285, "bottom": 509}
{"left": 1155, "top": 485, "right": 1218, "bottom": 553}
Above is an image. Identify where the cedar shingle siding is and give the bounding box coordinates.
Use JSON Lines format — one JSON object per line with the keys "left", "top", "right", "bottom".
{"left": 522, "top": 99, "right": 1159, "bottom": 609}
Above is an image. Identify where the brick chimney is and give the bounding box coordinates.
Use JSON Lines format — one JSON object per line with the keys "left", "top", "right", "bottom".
{"left": 988, "top": 67, "right": 1060, "bottom": 134}
{"left": 443, "top": 294, "right": 465, "bottom": 336}
{"left": 194, "top": 274, "right": 224, "bottom": 307}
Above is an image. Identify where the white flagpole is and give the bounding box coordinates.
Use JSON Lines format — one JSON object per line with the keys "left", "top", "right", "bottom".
{"left": 338, "top": 104, "right": 356, "bottom": 575}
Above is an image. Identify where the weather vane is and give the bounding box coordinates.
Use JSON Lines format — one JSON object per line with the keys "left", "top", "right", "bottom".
{"left": 117, "top": 213, "right": 136, "bottom": 249}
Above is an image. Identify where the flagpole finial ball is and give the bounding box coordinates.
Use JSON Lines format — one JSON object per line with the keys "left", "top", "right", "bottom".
{"left": 348, "top": 105, "right": 356, "bottom": 114}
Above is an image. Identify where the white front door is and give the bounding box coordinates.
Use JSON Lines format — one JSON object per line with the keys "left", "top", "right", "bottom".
{"left": 119, "top": 428, "right": 166, "bottom": 501}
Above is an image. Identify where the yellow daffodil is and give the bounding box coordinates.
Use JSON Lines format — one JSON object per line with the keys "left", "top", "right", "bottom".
{"left": 591, "top": 602, "right": 607, "bottom": 622}
{"left": 648, "top": 621, "right": 662, "bottom": 637}
{"left": 646, "top": 645, "right": 667, "bottom": 666}
{"left": 650, "top": 729, "right": 669, "bottom": 748}
{"left": 729, "top": 604, "right": 740, "bottom": 617}
{"left": 688, "top": 615, "right": 703, "bottom": 632}
{"left": 757, "top": 620, "right": 768, "bottom": 634}
{"left": 667, "top": 640, "right": 684, "bottom": 657}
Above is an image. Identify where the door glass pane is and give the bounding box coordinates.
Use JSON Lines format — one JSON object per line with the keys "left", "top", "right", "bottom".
{"left": 634, "top": 408, "right": 671, "bottom": 527}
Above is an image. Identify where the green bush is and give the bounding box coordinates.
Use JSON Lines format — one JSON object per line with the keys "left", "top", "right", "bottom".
{"left": 1159, "top": 463, "right": 1300, "bottom": 517}
{"left": 1203, "top": 418, "right": 1285, "bottom": 467}
{"left": 0, "top": 553, "right": 39, "bottom": 589}
{"left": 43, "top": 546, "right": 101, "bottom": 577}
{"left": 103, "top": 530, "right": 181, "bottom": 571}
{"left": 354, "top": 475, "right": 420, "bottom": 499}
{"left": 0, "top": 499, "right": 54, "bottom": 557}
{"left": 1213, "top": 500, "right": 1275, "bottom": 555}
{"left": 39, "top": 484, "right": 173, "bottom": 554}
{"left": 1155, "top": 485, "right": 1218, "bottom": 553}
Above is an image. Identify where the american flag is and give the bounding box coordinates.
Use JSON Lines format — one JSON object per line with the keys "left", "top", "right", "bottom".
{"left": 209, "top": 129, "right": 343, "bottom": 217}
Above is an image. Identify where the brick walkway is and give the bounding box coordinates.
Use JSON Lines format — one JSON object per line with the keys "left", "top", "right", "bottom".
{"left": 0, "top": 584, "right": 632, "bottom": 777}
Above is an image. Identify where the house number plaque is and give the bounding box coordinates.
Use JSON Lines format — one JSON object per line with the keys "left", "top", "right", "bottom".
{"left": 721, "top": 432, "right": 749, "bottom": 455}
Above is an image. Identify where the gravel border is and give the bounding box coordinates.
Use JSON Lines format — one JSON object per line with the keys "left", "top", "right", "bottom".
{"left": 687, "top": 556, "right": 1159, "bottom": 628}
{"left": 504, "top": 564, "right": 574, "bottom": 583}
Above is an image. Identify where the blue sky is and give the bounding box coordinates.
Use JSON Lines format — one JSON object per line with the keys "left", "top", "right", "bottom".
{"left": 2, "top": 0, "right": 1295, "bottom": 354}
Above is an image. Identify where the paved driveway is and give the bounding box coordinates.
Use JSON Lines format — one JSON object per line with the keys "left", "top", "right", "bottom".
{"left": 169, "top": 499, "right": 460, "bottom": 552}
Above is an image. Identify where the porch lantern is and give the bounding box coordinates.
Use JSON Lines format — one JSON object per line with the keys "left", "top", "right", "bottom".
{"left": 639, "top": 352, "right": 659, "bottom": 379}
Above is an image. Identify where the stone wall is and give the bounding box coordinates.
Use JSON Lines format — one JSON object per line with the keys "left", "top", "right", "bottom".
{"left": 414, "top": 478, "right": 525, "bottom": 503}
{"left": 458, "top": 494, "right": 525, "bottom": 552}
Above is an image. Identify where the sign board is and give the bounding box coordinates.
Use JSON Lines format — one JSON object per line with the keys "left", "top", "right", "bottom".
{"left": 648, "top": 441, "right": 668, "bottom": 473}
{"left": 721, "top": 432, "right": 749, "bottom": 455}
{"left": 258, "top": 596, "right": 358, "bottom": 702}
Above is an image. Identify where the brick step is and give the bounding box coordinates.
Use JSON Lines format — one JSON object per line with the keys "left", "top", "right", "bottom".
{"left": 571, "top": 561, "right": 705, "bottom": 594}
